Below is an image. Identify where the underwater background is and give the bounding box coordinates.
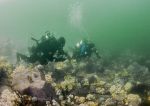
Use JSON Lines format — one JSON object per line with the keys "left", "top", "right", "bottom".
{"left": 0, "top": 1, "right": 150, "bottom": 106}
{"left": 0, "top": 0, "right": 150, "bottom": 62}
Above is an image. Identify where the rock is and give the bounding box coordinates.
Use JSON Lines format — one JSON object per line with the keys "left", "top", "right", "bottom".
{"left": 11, "top": 65, "right": 44, "bottom": 91}
{"left": 148, "top": 96, "right": 150, "bottom": 101}
{"left": 79, "top": 104, "right": 86, "bottom": 106}
{"left": 104, "top": 98, "right": 117, "bottom": 106}
{"left": 11, "top": 65, "right": 57, "bottom": 105}
{"left": 78, "top": 62, "right": 87, "bottom": 70}
{"left": 98, "top": 95, "right": 110, "bottom": 105}
{"left": 72, "top": 86, "right": 89, "bottom": 96}
{"left": 0, "top": 57, "right": 12, "bottom": 88}
{"left": 84, "top": 101, "right": 98, "bottom": 106}
{"left": 0, "top": 68, "right": 9, "bottom": 87}
{"left": 109, "top": 85, "right": 116, "bottom": 94}
{"left": 96, "top": 87, "right": 105, "bottom": 94}
{"left": 60, "top": 75, "right": 75, "bottom": 91}
{"left": 126, "top": 94, "right": 141, "bottom": 106}
{"left": 54, "top": 60, "right": 71, "bottom": 71}
{"left": 118, "top": 69, "right": 129, "bottom": 78}
{"left": 124, "top": 82, "right": 133, "bottom": 92}
{"left": 109, "top": 84, "right": 127, "bottom": 102}
{"left": 52, "top": 99, "right": 60, "bottom": 106}
{"left": 52, "top": 61, "right": 72, "bottom": 81}
{"left": 71, "top": 59, "right": 77, "bottom": 68}
{"left": 46, "top": 101, "right": 52, "bottom": 106}
{"left": 127, "top": 62, "right": 150, "bottom": 84}
{"left": 0, "top": 89, "right": 21, "bottom": 106}
{"left": 45, "top": 72, "right": 53, "bottom": 83}
{"left": 66, "top": 94, "right": 74, "bottom": 104}
{"left": 82, "top": 78, "right": 89, "bottom": 86}
{"left": 75, "top": 96, "right": 86, "bottom": 104}
{"left": 79, "top": 97, "right": 86, "bottom": 104}
{"left": 113, "top": 90, "right": 127, "bottom": 102}
{"left": 54, "top": 62, "right": 67, "bottom": 70}
{"left": 86, "top": 94, "right": 95, "bottom": 101}
{"left": 98, "top": 81, "right": 106, "bottom": 86}
{"left": 32, "top": 97, "right": 38, "bottom": 102}
{"left": 88, "top": 75, "right": 99, "bottom": 84}
{"left": 0, "top": 57, "right": 12, "bottom": 73}
{"left": 109, "top": 84, "right": 122, "bottom": 94}
{"left": 36, "top": 64, "right": 44, "bottom": 71}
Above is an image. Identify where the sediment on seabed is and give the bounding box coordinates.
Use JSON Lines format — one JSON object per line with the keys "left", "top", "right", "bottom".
{"left": 0, "top": 54, "right": 150, "bottom": 106}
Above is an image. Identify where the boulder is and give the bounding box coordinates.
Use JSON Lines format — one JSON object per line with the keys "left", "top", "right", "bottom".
{"left": 11, "top": 65, "right": 57, "bottom": 105}
{"left": 126, "top": 94, "right": 141, "bottom": 106}
{"left": 0, "top": 89, "right": 20, "bottom": 106}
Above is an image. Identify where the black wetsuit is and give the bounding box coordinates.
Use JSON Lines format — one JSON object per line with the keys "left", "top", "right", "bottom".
{"left": 73, "top": 41, "right": 100, "bottom": 59}
{"left": 17, "top": 35, "right": 67, "bottom": 64}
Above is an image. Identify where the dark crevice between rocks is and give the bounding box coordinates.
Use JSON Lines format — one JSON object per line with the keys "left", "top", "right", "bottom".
{"left": 130, "top": 84, "right": 150, "bottom": 106}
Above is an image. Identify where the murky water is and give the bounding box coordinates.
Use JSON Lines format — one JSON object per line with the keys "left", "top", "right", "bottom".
{"left": 0, "top": 0, "right": 150, "bottom": 61}
{"left": 0, "top": 1, "right": 150, "bottom": 105}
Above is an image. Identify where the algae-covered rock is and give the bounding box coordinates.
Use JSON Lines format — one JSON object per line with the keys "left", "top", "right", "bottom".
{"left": 0, "top": 89, "right": 21, "bottom": 106}
{"left": 147, "top": 96, "right": 150, "bottom": 104}
{"left": 54, "top": 62, "right": 68, "bottom": 70}
{"left": 52, "top": 60, "right": 73, "bottom": 81}
{"left": 92, "top": 80, "right": 106, "bottom": 88}
{"left": 0, "top": 57, "right": 13, "bottom": 89}
{"left": 11, "top": 65, "right": 44, "bottom": 91}
{"left": 126, "top": 94, "right": 141, "bottom": 106}
{"left": 127, "top": 62, "right": 150, "bottom": 84}
{"left": 95, "top": 87, "right": 105, "bottom": 94}
{"left": 60, "top": 75, "right": 75, "bottom": 91}
{"left": 118, "top": 69, "right": 129, "bottom": 78}
{"left": 0, "top": 57, "right": 13, "bottom": 73}
{"left": 11, "top": 65, "right": 57, "bottom": 105}
{"left": 148, "top": 96, "right": 150, "bottom": 101}
{"left": 109, "top": 84, "right": 123, "bottom": 94}
{"left": 52, "top": 99, "right": 60, "bottom": 106}
{"left": 75, "top": 96, "right": 86, "bottom": 104}
{"left": 0, "top": 68, "right": 9, "bottom": 87}
{"left": 71, "top": 59, "right": 77, "bottom": 68}
{"left": 109, "top": 84, "right": 127, "bottom": 102}
{"left": 111, "top": 90, "right": 126, "bottom": 103}
{"left": 82, "top": 78, "right": 89, "bottom": 86}
{"left": 109, "top": 85, "right": 117, "bottom": 94}
{"left": 54, "top": 60, "right": 71, "bottom": 71}
{"left": 86, "top": 94, "right": 95, "bottom": 101}
{"left": 45, "top": 72, "right": 53, "bottom": 83}
{"left": 124, "top": 82, "right": 133, "bottom": 92}
{"left": 84, "top": 101, "right": 98, "bottom": 106}
{"left": 66, "top": 94, "right": 74, "bottom": 104}
{"left": 104, "top": 98, "right": 117, "bottom": 106}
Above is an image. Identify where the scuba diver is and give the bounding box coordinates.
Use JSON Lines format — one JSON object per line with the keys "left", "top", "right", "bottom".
{"left": 72, "top": 39, "right": 101, "bottom": 59}
{"left": 17, "top": 31, "right": 67, "bottom": 65}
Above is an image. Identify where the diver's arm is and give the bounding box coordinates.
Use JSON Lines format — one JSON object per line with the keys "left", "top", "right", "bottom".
{"left": 95, "top": 50, "right": 101, "bottom": 59}
{"left": 31, "top": 37, "right": 39, "bottom": 45}
{"left": 16, "top": 53, "right": 30, "bottom": 62}
{"left": 92, "top": 47, "right": 101, "bottom": 59}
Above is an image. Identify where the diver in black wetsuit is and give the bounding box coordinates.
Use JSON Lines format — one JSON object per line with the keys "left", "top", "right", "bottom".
{"left": 72, "top": 39, "right": 100, "bottom": 59}
{"left": 17, "top": 32, "right": 67, "bottom": 64}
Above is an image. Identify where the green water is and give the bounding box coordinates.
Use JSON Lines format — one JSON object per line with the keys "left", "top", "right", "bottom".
{"left": 0, "top": 0, "right": 150, "bottom": 60}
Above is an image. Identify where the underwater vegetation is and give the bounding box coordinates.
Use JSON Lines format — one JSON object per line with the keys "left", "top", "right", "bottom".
{"left": 0, "top": 33, "right": 150, "bottom": 106}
